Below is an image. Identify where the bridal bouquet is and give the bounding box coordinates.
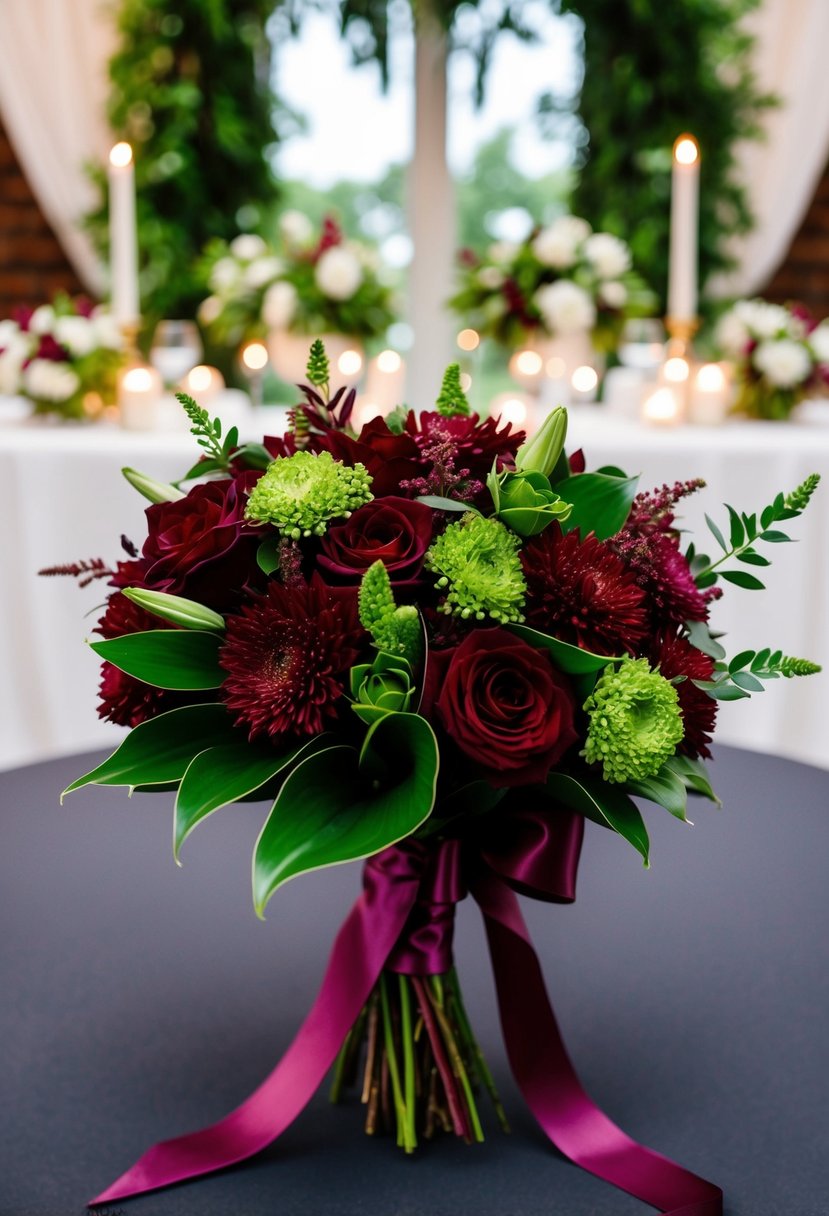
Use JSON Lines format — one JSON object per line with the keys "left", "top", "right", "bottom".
{"left": 198, "top": 214, "right": 397, "bottom": 351}
{"left": 54, "top": 343, "right": 819, "bottom": 1213}
{"left": 0, "top": 294, "right": 123, "bottom": 419}
{"left": 716, "top": 298, "right": 829, "bottom": 420}
{"left": 450, "top": 216, "right": 654, "bottom": 354}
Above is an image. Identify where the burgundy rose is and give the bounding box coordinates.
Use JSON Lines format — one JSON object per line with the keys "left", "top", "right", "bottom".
{"left": 318, "top": 496, "right": 434, "bottom": 583}
{"left": 142, "top": 472, "right": 262, "bottom": 607}
{"left": 434, "top": 629, "right": 578, "bottom": 787}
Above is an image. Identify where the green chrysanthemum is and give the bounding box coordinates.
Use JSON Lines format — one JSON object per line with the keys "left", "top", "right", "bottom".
{"left": 426, "top": 513, "right": 526, "bottom": 623}
{"left": 245, "top": 450, "right": 373, "bottom": 539}
{"left": 583, "top": 658, "right": 684, "bottom": 783}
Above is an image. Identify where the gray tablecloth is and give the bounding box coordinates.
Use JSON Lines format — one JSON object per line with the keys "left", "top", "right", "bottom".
{"left": 1, "top": 745, "right": 827, "bottom": 1216}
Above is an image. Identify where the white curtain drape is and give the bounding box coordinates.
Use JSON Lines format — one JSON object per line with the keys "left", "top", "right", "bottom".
{"left": 0, "top": 0, "right": 115, "bottom": 294}
{"left": 711, "top": 0, "right": 829, "bottom": 298}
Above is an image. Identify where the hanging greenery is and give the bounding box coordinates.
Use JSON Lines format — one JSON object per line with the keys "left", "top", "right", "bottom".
{"left": 548, "top": 0, "right": 775, "bottom": 310}
{"left": 87, "top": 0, "right": 279, "bottom": 327}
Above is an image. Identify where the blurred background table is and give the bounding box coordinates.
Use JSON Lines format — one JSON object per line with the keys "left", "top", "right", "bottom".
{"left": 1, "top": 743, "right": 827, "bottom": 1215}
{"left": 1, "top": 403, "right": 828, "bottom": 772}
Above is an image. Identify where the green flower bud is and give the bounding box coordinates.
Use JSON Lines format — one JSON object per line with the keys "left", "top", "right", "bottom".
{"left": 122, "top": 466, "right": 185, "bottom": 505}
{"left": 358, "top": 561, "right": 423, "bottom": 664}
{"left": 489, "top": 468, "right": 572, "bottom": 537}
{"left": 582, "top": 658, "right": 684, "bottom": 784}
{"left": 515, "top": 406, "right": 568, "bottom": 477}
{"left": 121, "top": 588, "right": 225, "bottom": 632}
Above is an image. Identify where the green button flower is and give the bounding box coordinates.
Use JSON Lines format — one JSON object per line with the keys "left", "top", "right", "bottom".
{"left": 583, "top": 658, "right": 684, "bottom": 783}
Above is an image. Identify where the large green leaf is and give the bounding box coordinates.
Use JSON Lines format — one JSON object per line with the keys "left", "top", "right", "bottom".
{"left": 89, "top": 630, "right": 224, "bottom": 690}
{"left": 252, "top": 712, "right": 439, "bottom": 917}
{"left": 174, "top": 737, "right": 323, "bottom": 860}
{"left": 554, "top": 472, "right": 639, "bottom": 540}
{"left": 665, "top": 754, "right": 721, "bottom": 805}
{"left": 62, "top": 704, "right": 237, "bottom": 799}
{"left": 546, "top": 772, "right": 650, "bottom": 865}
{"left": 510, "top": 623, "right": 619, "bottom": 675}
{"left": 626, "top": 764, "right": 690, "bottom": 822}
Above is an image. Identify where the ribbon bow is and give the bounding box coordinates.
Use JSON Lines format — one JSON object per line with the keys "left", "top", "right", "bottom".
{"left": 91, "top": 797, "right": 722, "bottom": 1216}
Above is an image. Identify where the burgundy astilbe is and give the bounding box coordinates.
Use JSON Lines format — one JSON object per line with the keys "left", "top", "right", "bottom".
{"left": 405, "top": 410, "right": 524, "bottom": 484}
{"left": 219, "top": 581, "right": 363, "bottom": 741}
{"left": 38, "top": 557, "right": 111, "bottom": 589}
{"left": 522, "top": 525, "right": 649, "bottom": 656}
{"left": 654, "top": 632, "right": 718, "bottom": 759}
{"left": 625, "top": 479, "right": 706, "bottom": 536}
{"left": 400, "top": 422, "right": 483, "bottom": 502}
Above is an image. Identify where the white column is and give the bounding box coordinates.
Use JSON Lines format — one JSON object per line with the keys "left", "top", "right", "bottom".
{"left": 406, "top": 2, "right": 456, "bottom": 410}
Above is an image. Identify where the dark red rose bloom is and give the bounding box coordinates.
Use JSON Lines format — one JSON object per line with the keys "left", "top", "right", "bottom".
{"left": 142, "top": 473, "right": 262, "bottom": 608}
{"left": 654, "top": 632, "right": 718, "bottom": 759}
{"left": 219, "top": 580, "right": 364, "bottom": 740}
{"left": 434, "top": 629, "right": 578, "bottom": 787}
{"left": 94, "top": 592, "right": 180, "bottom": 727}
{"left": 522, "top": 525, "right": 649, "bottom": 656}
{"left": 319, "top": 423, "right": 422, "bottom": 498}
{"left": 318, "top": 496, "right": 434, "bottom": 583}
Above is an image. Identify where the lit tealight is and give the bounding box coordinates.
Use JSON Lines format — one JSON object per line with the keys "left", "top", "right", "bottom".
{"left": 376, "top": 349, "right": 402, "bottom": 375}
{"left": 663, "top": 356, "right": 690, "bottom": 384}
{"left": 185, "top": 364, "right": 225, "bottom": 394}
{"left": 123, "top": 366, "right": 155, "bottom": 392}
{"left": 643, "top": 387, "right": 680, "bottom": 425}
{"left": 241, "top": 341, "right": 268, "bottom": 372}
{"left": 571, "top": 365, "right": 599, "bottom": 393}
{"left": 460, "top": 372, "right": 472, "bottom": 392}
{"left": 510, "top": 349, "right": 543, "bottom": 378}
{"left": 674, "top": 135, "right": 699, "bottom": 166}
{"left": 546, "top": 355, "right": 566, "bottom": 379}
{"left": 109, "top": 141, "right": 133, "bottom": 168}
{"left": 695, "top": 363, "right": 726, "bottom": 393}
{"left": 338, "top": 349, "right": 363, "bottom": 377}
{"left": 457, "top": 328, "right": 480, "bottom": 352}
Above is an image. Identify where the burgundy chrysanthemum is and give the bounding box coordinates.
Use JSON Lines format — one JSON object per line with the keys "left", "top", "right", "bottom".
{"left": 654, "top": 632, "right": 718, "bottom": 759}
{"left": 94, "top": 592, "right": 176, "bottom": 727}
{"left": 615, "top": 532, "right": 710, "bottom": 627}
{"left": 522, "top": 525, "right": 649, "bottom": 655}
{"left": 219, "top": 581, "right": 363, "bottom": 740}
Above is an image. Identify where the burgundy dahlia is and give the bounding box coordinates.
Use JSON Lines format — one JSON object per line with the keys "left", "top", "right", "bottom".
{"left": 219, "top": 581, "right": 364, "bottom": 741}
{"left": 94, "top": 593, "right": 176, "bottom": 727}
{"left": 654, "top": 632, "right": 718, "bottom": 759}
{"left": 522, "top": 525, "right": 649, "bottom": 656}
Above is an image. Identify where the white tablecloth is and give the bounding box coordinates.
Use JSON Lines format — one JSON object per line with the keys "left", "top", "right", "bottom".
{"left": 2, "top": 404, "right": 828, "bottom": 773}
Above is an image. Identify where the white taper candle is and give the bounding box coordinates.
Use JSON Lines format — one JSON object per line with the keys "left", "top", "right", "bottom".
{"left": 108, "top": 142, "right": 140, "bottom": 328}
{"left": 667, "top": 135, "right": 700, "bottom": 324}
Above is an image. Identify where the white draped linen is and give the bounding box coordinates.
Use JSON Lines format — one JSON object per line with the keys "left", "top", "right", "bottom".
{"left": 0, "top": 0, "right": 114, "bottom": 293}
{"left": 711, "top": 0, "right": 829, "bottom": 298}
{"left": 1, "top": 408, "right": 828, "bottom": 775}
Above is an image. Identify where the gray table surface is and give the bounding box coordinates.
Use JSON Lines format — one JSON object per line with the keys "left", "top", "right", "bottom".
{"left": 1, "top": 745, "right": 827, "bottom": 1216}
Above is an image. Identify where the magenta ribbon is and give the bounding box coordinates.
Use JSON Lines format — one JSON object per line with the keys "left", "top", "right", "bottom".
{"left": 91, "top": 803, "right": 722, "bottom": 1215}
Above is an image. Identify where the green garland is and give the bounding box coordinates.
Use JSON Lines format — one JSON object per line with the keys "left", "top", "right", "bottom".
{"left": 86, "top": 0, "right": 278, "bottom": 327}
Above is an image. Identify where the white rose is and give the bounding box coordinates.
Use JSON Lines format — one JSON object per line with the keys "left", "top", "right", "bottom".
{"left": 209, "top": 256, "right": 241, "bottom": 294}
{"left": 30, "top": 305, "right": 55, "bottom": 335}
{"left": 753, "top": 338, "right": 812, "bottom": 388}
{"left": 0, "top": 319, "right": 21, "bottom": 347}
{"left": 279, "top": 210, "right": 314, "bottom": 247}
{"left": 487, "top": 240, "right": 519, "bottom": 266}
{"left": 534, "top": 280, "right": 596, "bottom": 335}
{"left": 53, "top": 315, "right": 97, "bottom": 358}
{"left": 477, "top": 265, "right": 505, "bottom": 290}
{"left": 230, "top": 233, "right": 267, "bottom": 261}
{"left": 532, "top": 216, "right": 591, "bottom": 269}
{"left": 23, "top": 358, "right": 80, "bottom": 402}
{"left": 598, "top": 280, "right": 628, "bottom": 310}
{"left": 244, "top": 256, "right": 283, "bottom": 289}
{"left": 198, "top": 295, "right": 223, "bottom": 326}
{"left": 0, "top": 344, "right": 27, "bottom": 394}
{"left": 315, "top": 247, "right": 363, "bottom": 301}
{"left": 735, "top": 299, "right": 789, "bottom": 340}
{"left": 262, "top": 280, "right": 298, "bottom": 330}
{"left": 583, "top": 232, "right": 631, "bottom": 279}
{"left": 716, "top": 309, "right": 750, "bottom": 357}
{"left": 90, "top": 311, "right": 123, "bottom": 350}
{"left": 809, "top": 322, "right": 829, "bottom": 364}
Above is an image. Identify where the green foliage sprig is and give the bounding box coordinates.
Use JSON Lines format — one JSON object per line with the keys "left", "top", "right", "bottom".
{"left": 174, "top": 392, "right": 271, "bottom": 480}
{"left": 306, "top": 339, "right": 330, "bottom": 396}
{"left": 694, "top": 649, "right": 822, "bottom": 702}
{"left": 435, "top": 363, "right": 470, "bottom": 417}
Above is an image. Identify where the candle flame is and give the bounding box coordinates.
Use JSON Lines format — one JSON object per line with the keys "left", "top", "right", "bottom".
{"left": 674, "top": 135, "right": 699, "bottom": 166}
{"left": 241, "top": 342, "right": 268, "bottom": 372}
{"left": 110, "top": 142, "right": 133, "bottom": 168}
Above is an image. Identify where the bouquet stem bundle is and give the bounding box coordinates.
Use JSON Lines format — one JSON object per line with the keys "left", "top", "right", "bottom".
{"left": 330, "top": 968, "right": 508, "bottom": 1151}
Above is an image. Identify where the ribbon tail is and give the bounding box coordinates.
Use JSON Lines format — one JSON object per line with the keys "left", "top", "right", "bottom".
{"left": 475, "top": 872, "right": 723, "bottom": 1216}
{"left": 91, "top": 877, "right": 420, "bottom": 1206}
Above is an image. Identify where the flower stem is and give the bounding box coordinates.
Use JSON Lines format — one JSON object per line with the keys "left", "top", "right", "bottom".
{"left": 446, "top": 968, "right": 510, "bottom": 1133}
{"left": 398, "top": 975, "right": 418, "bottom": 1151}
{"left": 379, "top": 973, "right": 414, "bottom": 1152}
{"left": 428, "top": 976, "right": 484, "bottom": 1143}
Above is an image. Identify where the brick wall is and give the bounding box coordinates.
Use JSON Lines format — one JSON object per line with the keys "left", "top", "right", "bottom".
{"left": 0, "top": 116, "right": 84, "bottom": 315}
{"left": 764, "top": 159, "right": 829, "bottom": 319}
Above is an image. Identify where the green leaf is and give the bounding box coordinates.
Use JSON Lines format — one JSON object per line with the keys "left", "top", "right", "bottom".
{"left": 626, "top": 764, "right": 689, "bottom": 822}
{"left": 720, "top": 570, "right": 765, "bottom": 591}
{"left": 62, "top": 705, "right": 236, "bottom": 799}
{"left": 546, "top": 772, "right": 650, "bottom": 866}
{"left": 731, "top": 670, "right": 765, "bottom": 692}
{"left": 725, "top": 504, "right": 745, "bottom": 548}
{"left": 737, "top": 550, "right": 771, "bottom": 566}
{"left": 693, "top": 679, "right": 750, "bottom": 701}
{"left": 88, "top": 630, "right": 223, "bottom": 690}
{"left": 256, "top": 537, "right": 281, "bottom": 575}
{"left": 555, "top": 472, "right": 639, "bottom": 540}
{"left": 252, "top": 713, "right": 439, "bottom": 916}
{"left": 510, "top": 623, "right": 619, "bottom": 675}
{"left": 759, "top": 530, "right": 792, "bottom": 543}
{"left": 684, "top": 619, "right": 727, "bottom": 661}
{"left": 665, "top": 754, "right": 721, "bottom": 805}
{"left": 234, "top": 442, "right": 273, "bottom": 471}
{"left": 705, "top": 513, "right": 727, "bottom": 552}
{"left": 122, "top": 589, "right": 225, "bottom": 632}
{"left": 728, "top": 650, "right": 755, "bottom": 673}
{"left": 750, "top": 648, "right": 771, "bottom": 672}
{"left": 174, "top": 737, "right": 323, "bottom": 860}
{"left": 416, "top": 495, "right": 474, "bottom": 513}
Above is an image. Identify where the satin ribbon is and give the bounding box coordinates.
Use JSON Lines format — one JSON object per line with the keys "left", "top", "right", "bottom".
{"left": 90, "top": 805, "right": 722, "bottom": 1215}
